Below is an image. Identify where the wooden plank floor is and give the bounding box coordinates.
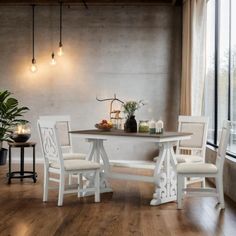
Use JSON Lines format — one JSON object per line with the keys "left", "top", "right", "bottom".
{"left": 1, "top": 164, "right": 236, "bottom": 236}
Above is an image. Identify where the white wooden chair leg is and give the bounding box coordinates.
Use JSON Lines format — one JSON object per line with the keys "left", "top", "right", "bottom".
{"left": 58, "top": 175, "right": 65, "bottom": 206}
{"left": 95, "top": 170, "right": 100, "bottom": 203}
{"left": 184, "top": 177, "right": 187, "bottom": 189}
{"left": 68, "top": 174, "right": 72, "bottom": 185}
{"left": 78, "top": 173, "right": 83, "bottom": 198}
{"left": 43, "top": 166, "right": 49, "bottom": 202}
{"left": 177, "top": 175, "right": 183, "bottom": 209}
{"left": 216, "top": 177, "right": 225, "bottom": 209}
{"left": 215, "top": 177, "right": 220, "bottom": 203}
{"left": 201, "top": 178, "right": 206, "bottom": 188}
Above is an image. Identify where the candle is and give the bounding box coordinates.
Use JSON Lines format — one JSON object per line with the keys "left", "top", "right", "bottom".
{"left": 156, "top": 119, "right": 164, "bottom": 134}
{"left": 17, "top": 125, "right": 26, "bottom": 134}
{"left": 149, "top": 120, "right": 156, "bottom": 134}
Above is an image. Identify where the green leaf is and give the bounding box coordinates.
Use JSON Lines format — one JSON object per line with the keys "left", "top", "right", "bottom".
{"left": 0, "top": 90, "right": 30, "bottom": 141}
{"left": 6, "top": 98, "right": 18, "bottom": 109}
{"left": 0, "top": 90, "right": 11, "bottom": 103}
{"left": 17, "top": 106, "right": 29, "bottom": 112}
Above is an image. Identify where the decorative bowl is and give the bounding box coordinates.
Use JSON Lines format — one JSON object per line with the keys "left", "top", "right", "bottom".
{"left": 11, "top": 133, "right": 31, "bottom": 143}
{"left": 95, "top": 124, "right": 112, "bottom": 131}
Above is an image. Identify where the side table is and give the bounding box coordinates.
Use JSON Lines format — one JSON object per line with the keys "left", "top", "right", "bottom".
{"left": 7, "top": 142, "right": 37, "bottom": 184}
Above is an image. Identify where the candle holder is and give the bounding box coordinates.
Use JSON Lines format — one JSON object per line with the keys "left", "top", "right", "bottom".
{"left": 138, "top": 120, "right": 149, "bottom": 133}
{"left": 11, "top": 123, "right": 31, "bottom": 143}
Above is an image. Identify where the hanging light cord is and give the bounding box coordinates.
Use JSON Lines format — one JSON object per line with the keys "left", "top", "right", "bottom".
{"left": 32, "top": 4, "right": 35, "bottom": 62}
{"left": 59, "top": 1, "right": 63, "bottom": 47}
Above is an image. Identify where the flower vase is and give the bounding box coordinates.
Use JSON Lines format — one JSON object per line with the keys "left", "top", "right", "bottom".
{"left": 124, "top": 115, "right": 137, "bottom": 133}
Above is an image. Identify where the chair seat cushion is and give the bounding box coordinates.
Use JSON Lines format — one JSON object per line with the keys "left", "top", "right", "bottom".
{"left": 177, "top": 163, "right": 218, "bottom": 174}
{"left": 50, "top": 160, "right": 100, "bottom": 171}
{"left": 63, "top": 152, "right": 86, "bottom": 160}
{"left": 176, "top": 154, "right": 203, "bottom": 163}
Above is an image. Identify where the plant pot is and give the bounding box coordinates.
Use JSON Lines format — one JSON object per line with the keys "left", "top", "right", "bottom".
{"left": 0, "top": 148, "right": 7, "bottom": 165}
{"left": 124, "top": 115, "right": 137, "bottom": 133}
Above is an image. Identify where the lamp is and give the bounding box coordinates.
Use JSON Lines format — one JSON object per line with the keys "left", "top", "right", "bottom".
{"left": 58, "top": 1, "right": 64, "bottom": 56}
{"left": 30, "top": 4, "right": 37, "bottom": 73}
{"left": 51, "top": 52, "right": 56, "bottom": 65}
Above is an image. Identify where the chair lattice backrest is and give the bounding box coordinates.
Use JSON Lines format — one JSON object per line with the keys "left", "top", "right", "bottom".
{"left": 37, "top": 119, "right": 64, "bottom": 167}
{"left": 216, "top": 121, "right": 231, "bottom": 173}
{"left": 39, "top": 116, "right": 73, "bottom": 153}
{"left": 177, "top": 116, "right": 209, "bottom": 158}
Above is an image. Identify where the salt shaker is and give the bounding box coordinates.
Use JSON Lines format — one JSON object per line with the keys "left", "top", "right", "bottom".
{"left": 156, "top": 119, "right": 164, "bottom": 134}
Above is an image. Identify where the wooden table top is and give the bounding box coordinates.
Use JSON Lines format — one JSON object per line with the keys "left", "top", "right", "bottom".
{"left": 70, "top": 129, "right": 192, "bottom": 139}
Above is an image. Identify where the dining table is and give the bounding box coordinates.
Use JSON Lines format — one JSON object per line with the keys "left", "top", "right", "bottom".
{"left": 70, "top": 129, "right": 192, "bottom": 205}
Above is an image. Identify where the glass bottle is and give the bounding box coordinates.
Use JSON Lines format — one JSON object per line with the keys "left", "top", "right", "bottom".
{"left": 156, "top": 119, "right": 164, "bottom": 134}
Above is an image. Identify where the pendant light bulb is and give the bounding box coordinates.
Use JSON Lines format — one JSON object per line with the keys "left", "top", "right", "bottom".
{"left": 30, "top": 58, "right": 37, "bottom": 73}
{"left": 58, "top": 43, "right": 64, "bottom": 56}
{"left": 30, "top": 5, "right": 37, "bottom": 73}
{"left": 58, "top": 2, "right": 64, "bottom": 56}
{"left": 51, "top": 52, "right": 57, "bottom": 65}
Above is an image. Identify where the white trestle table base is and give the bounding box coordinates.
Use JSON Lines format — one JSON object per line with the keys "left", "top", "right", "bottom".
{"left": 70, "top": 129, "right": 191, "bottom": 205}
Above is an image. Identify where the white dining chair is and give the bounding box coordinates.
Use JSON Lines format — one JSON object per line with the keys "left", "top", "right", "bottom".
{"left": 177, "top": 121, "right": 231, "bottom": 210}
{"left": 39, "top": 115, "right": 87, "bottom": 160}
{"left": 37, "top": 119, "right": 101, "bottom": 206}
{"left": 176, "top": 116, "right": 209, "bottom": 186}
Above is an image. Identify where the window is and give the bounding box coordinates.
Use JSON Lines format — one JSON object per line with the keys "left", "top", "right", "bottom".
{"left": 204, "top": 0, "right": 215, "bottom": 143}
{"left": 229, "top": 0, "right": 236, "bottom": 154}
{"left": 218, "top": 0, "right": 230, "bottom": 140}
{"left": 204, "top": 0, "right": 236, "bottom": 156}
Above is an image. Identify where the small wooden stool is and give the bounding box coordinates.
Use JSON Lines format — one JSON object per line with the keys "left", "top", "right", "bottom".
{"left": 7, "top": 142, "right": 37, "bottom": 184}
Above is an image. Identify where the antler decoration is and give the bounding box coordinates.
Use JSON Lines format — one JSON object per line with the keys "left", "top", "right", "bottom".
{"left": 96, "top": 94, "right": 124, "bottom": 104}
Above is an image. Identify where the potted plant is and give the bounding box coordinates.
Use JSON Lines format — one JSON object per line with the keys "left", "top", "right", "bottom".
{"left": 0, "top": 90, "right": 29, "bottom": 165}
{"left": 122, "top": 100, "right": 145, "bottom": 132}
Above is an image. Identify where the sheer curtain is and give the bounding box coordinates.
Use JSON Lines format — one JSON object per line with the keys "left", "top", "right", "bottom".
{"left": 180, "top": 0, "right": 207, "bottom": 116}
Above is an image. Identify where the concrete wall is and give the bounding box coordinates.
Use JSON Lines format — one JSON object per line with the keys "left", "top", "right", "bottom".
{"left": 0, "top": 5, "right": 182, "bottom": 161}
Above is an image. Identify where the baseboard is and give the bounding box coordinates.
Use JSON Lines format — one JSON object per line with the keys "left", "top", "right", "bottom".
{"left": 9, "top": 157, "right": 44, "bottom": 164}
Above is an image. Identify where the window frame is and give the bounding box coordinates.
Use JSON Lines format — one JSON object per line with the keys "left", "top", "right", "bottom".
{"left": 206, "top": 0, "right": 235, "bottom": 157}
